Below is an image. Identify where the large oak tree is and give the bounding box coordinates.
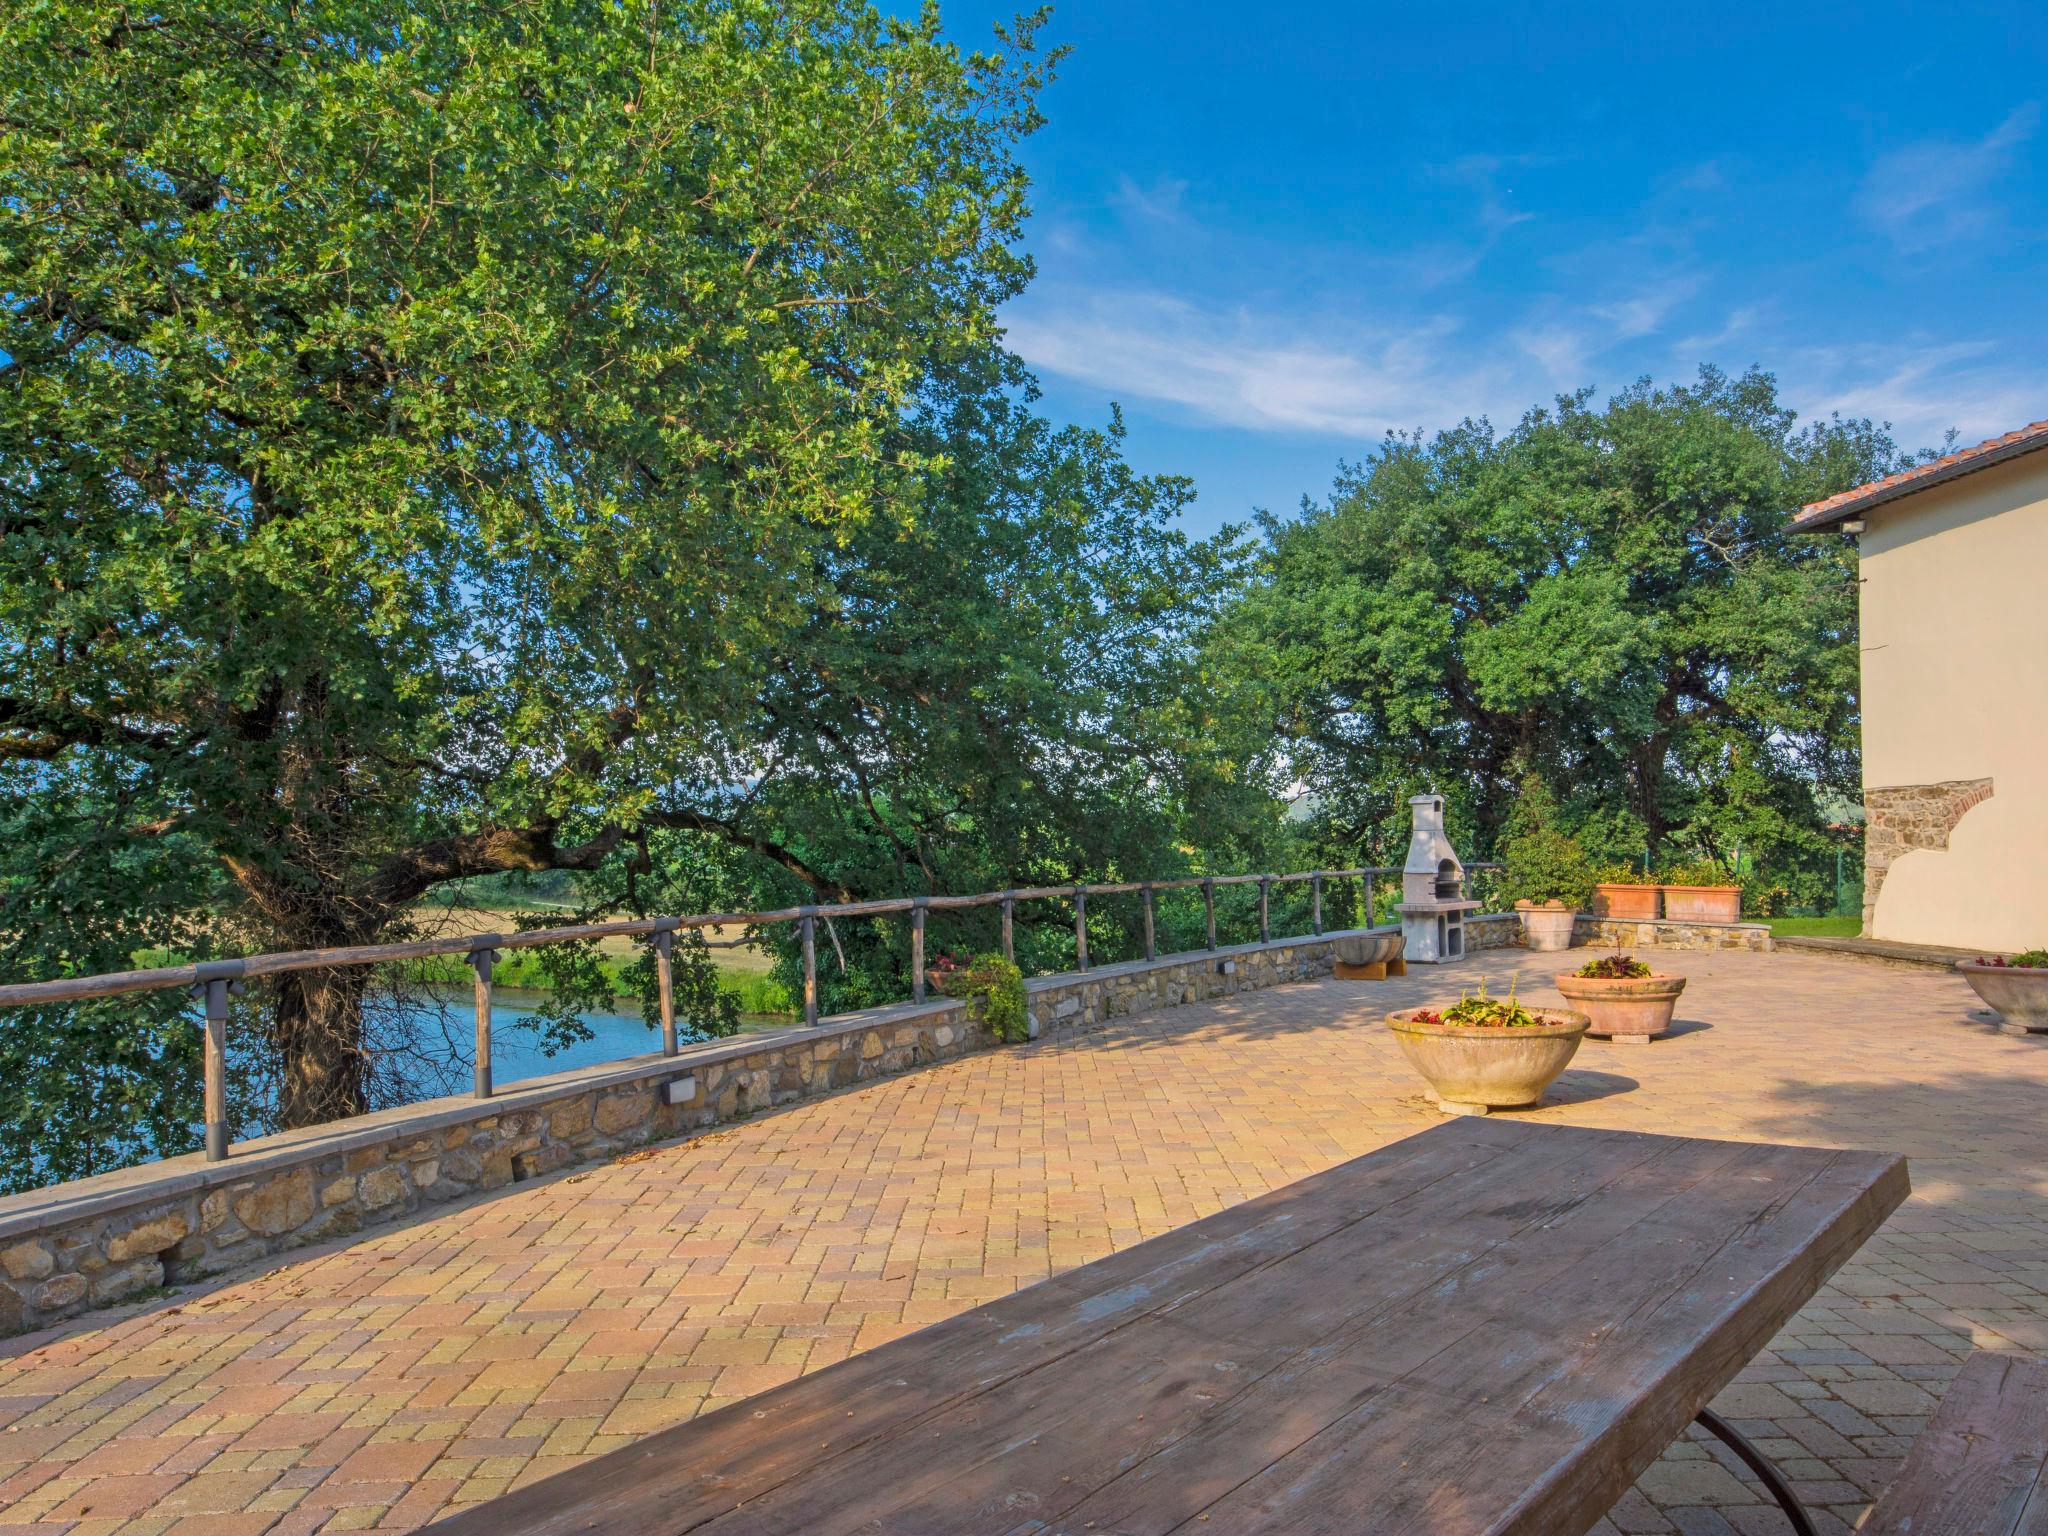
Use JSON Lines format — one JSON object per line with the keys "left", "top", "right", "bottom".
{"left": 2, "top": 0, "right": 1064, "bottom": 1130}
{"left": 1221, "top": 369, "right": 1905, "bottom": 898}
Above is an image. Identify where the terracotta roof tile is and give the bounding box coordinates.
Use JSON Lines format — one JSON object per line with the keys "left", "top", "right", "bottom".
{"left": 1792, "top": 417, "right": 2048, "bottom": 530}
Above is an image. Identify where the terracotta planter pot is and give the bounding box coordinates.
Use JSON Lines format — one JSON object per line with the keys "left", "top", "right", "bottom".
{"left": 1661, "top": 885, "right": 1741, "bottom": 923}
{"left": 1592, "top": 883, "right": 1660, "bottom": 920}
{"left": 1956, "top": 961, "right": 2048, "bottom": 1033}
{"left": 1386, "top": 1007, "right": 1589, "bottom": 1114}
{"left": 1553, "top": 971, "right": 1687, "bottom": 1043}
{"left": 1515, "top": 901, "right": 1579, "bottom": 951}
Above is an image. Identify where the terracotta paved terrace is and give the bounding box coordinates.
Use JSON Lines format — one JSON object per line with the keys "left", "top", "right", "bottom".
{"left": 0, "top": 947, "right": 2041, "bottom": 1534}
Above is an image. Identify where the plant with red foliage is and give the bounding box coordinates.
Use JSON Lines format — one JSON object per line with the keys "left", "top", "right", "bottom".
{"left": 1976, "top": 950, "right": 2048, "bottom": 969}
{"left": 1574, "top": 953, "right": 1654, "bottom": 979}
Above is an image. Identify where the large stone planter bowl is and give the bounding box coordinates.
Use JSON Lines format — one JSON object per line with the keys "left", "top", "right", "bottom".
{"left": 1592, "top": 883, "right": 1660, "bottom": 920}
{"left": 1554, "top": 971, "right": 1687, "bottom": 1043}
{"left": 1956, "top": 961, "right": 2048, "bottom": 1033}
{"left": 1333, "top": 931, "right": 1404, "bottom": 980}
{"left": 1662, "top": 885, "right": 1741, "bottom": 923}
{"left": 1516, "top": 901, "right": 1578, "bottom": 952}
{"left": 1385, "top": 1007, "right": 1589, "bottom": 1114}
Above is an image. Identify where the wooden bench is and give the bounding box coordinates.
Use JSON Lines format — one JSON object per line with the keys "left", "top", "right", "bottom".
{"left": 1861, "top": 1350, "right": 2048, "bottom": 1535}
{"left": 427, "top": 1119, "right": 1905, "bottom": 1536}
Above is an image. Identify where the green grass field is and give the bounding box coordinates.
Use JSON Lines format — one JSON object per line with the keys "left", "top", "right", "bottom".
{"left": 1764, "top": 915, "right": 1861, "bottom": 938}
{"left": 398, "top": 950, "right": 795, "bottom": 1016}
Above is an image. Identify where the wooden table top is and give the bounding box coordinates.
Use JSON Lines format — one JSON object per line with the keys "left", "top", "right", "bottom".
{"left": 428, "top": 1119, "right": 1908, "bottom": 1536}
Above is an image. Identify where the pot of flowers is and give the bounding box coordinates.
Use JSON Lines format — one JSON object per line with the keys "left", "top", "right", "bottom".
{"left": 1659, "top": 863, "right": 1742, "bottom": 924}
{"left": 1553, "top": 953, "right": 1687, "bottom": 1043}
{"left": 1501, "top": 827, "right": 1594, "bottom": 952}
{"left": 1957, "top": 950, "right": 2048, "bottom": 1033}
{"left": 926, "top": 951, "right": 970, "bottom": 996}
{"left": 1385, "top": 982, "right": 1589, "bottom": 1115}
{"left": 1591, "top": 867, "right": 1660, "bottom": 921}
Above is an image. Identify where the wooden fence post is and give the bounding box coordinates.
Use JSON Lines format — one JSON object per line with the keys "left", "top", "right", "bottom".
{"left": 652, "top": 922, "right": 678, "bottom": 1056}
{"left": 1312, "top": 873, "right": 1323, "bottom": 935}
{"left": 469, "top": 944, "right": 497, "bottom": 1099}
{"left": 1073, "top": 887, "right": 1088, "bottom": 972}
{"left": 1258, "top": 877, "right": 1271, "bottom": 944}
{"left": 193, "top": 959, "right": 241, "bottom": 1162}
{"left": 911, "top": 899, "right": 927, "bottom": 1003}
{"left": 1204, "top": 879, "right": 1217, "bottom": 950}
{"left": 1000, "top": 896, "right": 1015, "bottom": 965}
{"left": 1141, "top": 884, "right": 1156, "bottom": 961}
{"left": 800, "top": 912, "right": 819, "bottom": 1028}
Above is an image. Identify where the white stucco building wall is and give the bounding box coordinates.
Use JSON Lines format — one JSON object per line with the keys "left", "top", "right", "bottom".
{"left": 1823, "top": 448, "right": 2048, "bottom": 951}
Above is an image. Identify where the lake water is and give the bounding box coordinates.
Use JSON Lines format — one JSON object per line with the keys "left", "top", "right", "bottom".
{"left": 390, "top": 989, "right": 788, "bottom": 1098}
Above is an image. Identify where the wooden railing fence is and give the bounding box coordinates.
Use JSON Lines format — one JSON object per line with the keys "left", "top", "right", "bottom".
{"left": 0, "top": 864, "right": 1499, "bottom": 1162}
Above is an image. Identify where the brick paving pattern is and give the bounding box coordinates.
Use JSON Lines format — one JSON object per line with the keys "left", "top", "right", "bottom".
{"left": 0, "top": 946, "right": 2040, "bottom": 1533}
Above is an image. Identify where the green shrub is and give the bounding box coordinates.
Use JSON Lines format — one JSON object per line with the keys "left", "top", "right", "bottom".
{"left": 1592, "top": 863, "right": 1656, "bottom": 886}
{"left": 1746, "top": 885, "right": 1792, "bottom": 919}
{"left": 1660, "top": 860, "right": 1733, "bottom": 888}
{"left": 724, "top": 972, "right": 795, "bottom": 1016}
{"left": 938, "top": 951, "right": 1029, "bottom": 1043}
{"left": 1500, "top": 829, "right": 1595, "bottom": 909}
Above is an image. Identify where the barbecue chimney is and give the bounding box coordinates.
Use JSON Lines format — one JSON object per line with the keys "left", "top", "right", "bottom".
{"left": 1398, "top": 794, "right": 1479, "bottom": 963}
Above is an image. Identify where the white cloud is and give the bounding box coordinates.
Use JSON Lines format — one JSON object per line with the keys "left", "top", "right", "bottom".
{"left": 1109, "top": 174, "right": 1191, "bottom": 225}
{"left": 1676, "top": 304, "right": 1765, "bottom": 358}
{"left": 1003, "top": 291, "right": 1512, "bottom": 437}
{"left": 1509, "top": 324, "right": 1592, "bottom": 385}
{"left": 1595, "top": 285, "right": 1693, "bottom": 340}
{"left": 1792, "top": 339, "right": 2044, "bottom": 452}
{"left": 1432, "top": 153, "right": 1541, "bottom": 239}
{"left": 1506, "top": 279, "right": 1702, "bottom": 389}
{"left": 1002, "top": 145, "right": 2044, "bottom": 455}
{"left": 1855, "top": 104, "right": 2039, "bottom": 252}
{"left": 1009, "top": 281, "right": 2044, "bottom": 458}
{"left": 1006, "top": 270, "right": 1712, "bottom": 440}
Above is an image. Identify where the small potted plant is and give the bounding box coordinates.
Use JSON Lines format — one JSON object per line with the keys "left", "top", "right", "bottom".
{"left": 1386, "top": 980, "right": 1588, "bottom": 1114}
{"left": 1553, "top": 953, "right": 1687, "bottom": 1043}
{"left": 933, "top": 951, "right": 1031, "bottom": 1042}
{"left": 1501, "top": 828, "right": 1594, "bottom": 951}
{"left": 1592, "top": 865, "right": 1661, "bottom": 921}
{"left": 1659, "top": 861, "right": 1742, "bottom": 924}
{"left": 1956, "top": 950, "right": 2048, "bottom": 1033}
{"left": 926, "top": 950, "right": 971, "bottom": 996}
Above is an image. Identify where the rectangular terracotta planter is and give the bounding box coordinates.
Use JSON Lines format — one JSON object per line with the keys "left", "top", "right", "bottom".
{"left": 1592, "top": 883, "right": 1660, "bottom": 920}
{"left": 1661, "top": 885, "right": 1741, "bottom": 923}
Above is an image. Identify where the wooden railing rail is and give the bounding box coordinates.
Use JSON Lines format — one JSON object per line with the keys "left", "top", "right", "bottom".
{"left": 0, "top": 863, "right": 1500, "bottom": 1162}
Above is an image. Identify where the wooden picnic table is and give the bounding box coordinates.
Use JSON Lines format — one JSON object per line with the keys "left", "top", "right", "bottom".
{"left": 428, "top": 1118, "right": 1908, "bottom": 1536}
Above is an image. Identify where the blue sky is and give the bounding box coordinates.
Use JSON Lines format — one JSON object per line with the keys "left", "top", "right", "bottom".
{"left": 930, "top": 1, "right": 2048, "bottom": 533}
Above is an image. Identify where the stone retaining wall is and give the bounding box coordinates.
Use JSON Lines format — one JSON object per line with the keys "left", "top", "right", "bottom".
{"left": 1024, "top": 930, "right": 1375, "bottom": 1033}
{"left": 1572, "top": 915, "right": 1774, "bottom": 952}
{"left": 0, "top": 926, "right": 1408, "bottom": 1337}
{"left": 0, "top": 997, "right": 985, "bottom": 1337}
{"left": 1467, "top": 913, "right": 1522, "bottom": 951}
{"left": 1468, "top": 911, "right": 1773, "bottom": 953}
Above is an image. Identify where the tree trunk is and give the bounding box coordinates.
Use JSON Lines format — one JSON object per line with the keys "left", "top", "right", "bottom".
{"left": 271, "top": 966, "right": 373, "bottom": 1128}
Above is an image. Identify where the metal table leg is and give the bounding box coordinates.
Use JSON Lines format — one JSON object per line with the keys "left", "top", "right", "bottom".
{"left": 1693, "top": 1406, "right": 1818, "bottom": 1536}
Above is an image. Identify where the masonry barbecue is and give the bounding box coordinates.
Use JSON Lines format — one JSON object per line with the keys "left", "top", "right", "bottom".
{"left": 1398, "top": 793, "right": 1479, "bottom": 963}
